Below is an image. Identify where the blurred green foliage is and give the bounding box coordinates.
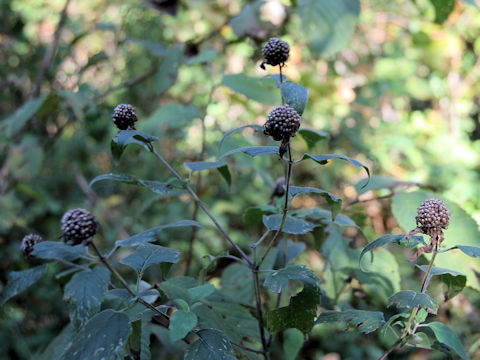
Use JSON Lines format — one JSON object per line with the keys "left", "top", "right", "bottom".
{"left": 2, "top": 0, "right": 480, "bottom": 359}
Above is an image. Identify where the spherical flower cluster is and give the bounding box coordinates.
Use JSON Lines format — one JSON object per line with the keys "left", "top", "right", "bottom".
{"left": 21, "top": 234, "right": 43, "bottom": 257}
{"left": 261, "top": 37, "right": 290, "bottom": 68}
{"left": 112, "top": 104, "right": 138, "bottom": 130}
{"left": 415, "top": 198, "right": 451, "bottom": 233}
{"left": 61, "top": 208, "right": 97, "bottom": 245}
{"left": 264, "top": 105, "right": 301, "bottom": 142}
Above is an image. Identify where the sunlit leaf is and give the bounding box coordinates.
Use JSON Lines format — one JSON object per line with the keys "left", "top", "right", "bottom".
{"left": 427, "top": 321, "right": 469, "bottom": 360}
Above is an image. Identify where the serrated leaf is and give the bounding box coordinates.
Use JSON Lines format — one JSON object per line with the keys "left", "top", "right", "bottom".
{"left": 89, "top": 173, "right": 177, "bottom": 196}
{"left": 169, "top": 310, "right": 197, "bottom": 342}
{"left": 120, "top": 243, "right": 179, "bottom": 274}
{"left": 316, "top": 310, "right": 385, "bottom": 334}
{"left": 388, "top": 290, "right": 438, "bottom": 314}
{"left": 359, "top": 234, "right": 425, "bottom": 270}
{"left": 427, "top": 321, "right": 469, "bottom": 360}
{"left": 184, "top": 329, "right": 236, "bottom": 360}
{"left": 221, "top": 73, "right": 279, "bottom": 105}
{"left": 264, "top": 265, "right": 319, "bottom": 294}
{"left": 155, "top": 44, "right": 183, "bottom": 95}
{"left": 299, "top": 153, "right": 370, "bottom": 182}
{"left": 416, "top": 265, "right": 466, "bottom": 301}
{"left": 1, "top": 264, "right": 47, "bottom": 305}
{"left": 32, "top": 241, "right": 88, "bottom": 261}
{"left": 188, "top": 284, "right": 215, "bottom": 303}
{"left": 218, "top": 124, "right": 263, "bottom": 153}
{"left": 221, "top": 146, "right": 279, "bottom": 158}
{"left": 288, "top": 186, "right": 342, "bottom": 220}
{"left": 263, "top": 214, "right": 317, "bottom": 234}
{"left": 298, "top": 0, "right": 360, "bottom": 56}
{"left": 266, "top": 283, "right": 321, "bottom": 333}
{"left": 297, "top": 128, "right": 328, "bottom": 150}
{"left": 63, "top": 267, "right": 110, "bottom": 328}
{"left": 184, "top": 161, "right": 231, "bottom": 186}
{"left": 280, "top": 82, "right": 309, "bottom": 115}
{"left": 116, "top": 220, "right": 201, "bottom": 247}
{"left": 60, "top": 310, "right": 132, "bottom": 360}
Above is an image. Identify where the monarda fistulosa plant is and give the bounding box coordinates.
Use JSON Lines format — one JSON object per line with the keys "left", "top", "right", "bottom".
{"left": 3, "top": 37, "right": 479, "bottom": 360}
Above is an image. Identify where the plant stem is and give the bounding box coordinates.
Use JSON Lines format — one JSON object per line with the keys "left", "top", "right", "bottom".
{"left": 89, "top": 241, "right": 170, "bottom": 328}
{"left": 253, "top": 270, "right": 268, "bottom": 358}
{"left": 149, "top": 147, "right": 253, "bottom": 268}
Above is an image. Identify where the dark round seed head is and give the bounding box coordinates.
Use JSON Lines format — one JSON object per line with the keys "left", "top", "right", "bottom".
{"left": 61, "top": 208, "right": 97, "bottom": 245}
{"left": 264, "top": 105, "right": 301, "bottom": 141}
{"left": 262, "top": 37, "right": 290, "bottom": 67}
{"left": 415, "top": 198, "right": 451, "bottom": 233}
{"left": 21, "top": 234, "right": 43, "bottom": 257}
{"left": 112, "top": 104, "right": 137, "bottom": 130}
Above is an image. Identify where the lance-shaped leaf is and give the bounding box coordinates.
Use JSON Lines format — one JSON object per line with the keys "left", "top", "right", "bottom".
{"left": 298, "top": 153, "right": 370, "bottom": 182}
{"left": 32, "top": 241, "right": 88, "bottom": 261}
{"left": 63, "top": 267, "right": 110, "bottom": 328}
{"left": 380, "top": 313, "right": 409, "bottom": 336}
{"left": 297, "top": 128, "right": 328, "bottom": 150}
{"left": 1, "top": 264, "right": 48, "bottom": 305}
{"left": 264, "top": 265, "right": 319, "bottom": 294}
{"left": 416, "top": 266, "right": 467, "bottom": 301}
{"left": 288, "top": 186, "right": 342, "bottom": 220}
{"left": 388, "top": 290, "right": 438, "bottom": 314}
{"left": 263, "top": 214, "right": 317, "bottom": 235}
{"left": 89, "top": 173, "right": 179, "bottom": 196}
{"left": 111, "top": 130, "right": 158, "bottom": 163}
{"left": 442, "top": 245, "right": 480, "bottom": 258}
{"left": 221, "top": 146, "right": 279, "bottom": 158}
{"left": 359, "top": 234, "right": 425, "bottom": 271}
{"left": 169, "top": 310, "right": 198, "bottom": 342}
{"left": 184, "top": 329, "right": 236, "bottom": 360}
{"left": 120, "top": 243, "right": 180, "bottom": 274}
{"left": 184, "top": 161, "right": 231, "bottom": 186}
{"left": 316, "top": 310, "right": 385, "bottom": 334}
{"left": 116, "top": 220, "right": 201, "bottom": 247}
{"left": 280, "top": 82, "right": 309, "bottom": 115}
{"left": 60, "top": 310, "right": 132, "bottom": 360}
{"left": 218, "top": 124, "right": 263, "bottom": 153}
{"left": 427, "top": 321, "right": 469, "bottom": 360}
{"left": 266, "top": 283, "right": 322, "bottom": 333}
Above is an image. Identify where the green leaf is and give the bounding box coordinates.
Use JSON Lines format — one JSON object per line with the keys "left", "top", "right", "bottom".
{"left": 427, "top": 321, "right": 469, "bottom": 360}
{"left": 380, "top": 313, "right": 409, "bottom": 336}
{"left": 275, "top": 239, "right": 306, "bottom": 267}
{"left": 288, "top": 186, "right": 342, "bottom": 220}
{"left": 125, "top": 37, "right": 167, "bottom": 57}
{"left": 155, "top": 44, "right": 183, "bottom": 95}
{"left": 221, "top": 146, "right": 279, "bottom": 158}
{"left": 315, "top": 310, "right": 385, "bottom": 334}
{"left": 444, "top": 245, "right": 480, "bottom": 258}
{"left": 169, "top": 310, "right": 197, "bottom": 342}
{"left": 263, "top": 214, "right": 317, "bottom": 234}
{"left": 229, "top": 1, "right": 264, "bottom": 38}
{"left": 184, "top": 329, "right": 236, "bottom": 360}
{"left": 280, "top": 82, "right": 309, "bottom": 115}
{"left": 38, "top": 323, "right": 76, "bottom": 360}
{"left": 297, "top": 128, "right": 328, "bottom": 150}
{"left": 188, "top": 284, "right": 215, "bottom": 303}
{"left": 89, "top": 173, "right": 177, "bottom": 196}
{"left": 186, "top": 49, "right": 218, "bottom": 65}
{"left": 388, "top": 290, "right": 438, "bottom": 314}
{"left": 116, "top": 220, "right": 201, "bottom": 247}
{"left": 416, "top": 266, "right": 466, "bottom": 301}
{"left": 218, "top": 124, "right": 263, "bottom": 153}
{"left": 359, "top": 234, "right": 425, "bottom": 270}
{"left": 243, "top": 205, "right": 276, "bottom": 229}
{"left": 120, "top": 243, "right": 180, "bottom": 274}
{"left": 264, "top": 265, "right": 319, "bottom": 294}
{"left": 299, "top": 153, "right": 370, "bottom": 181}
{"left": 125, "top": 319, "right": 152, "bottom": 360}
{"left": 221, "top": 73, "right": 279, "bottom": 105}
{"left": 142, "top": 103, "right": 201, "bottom": 137}
{"left": 111, "top": 130, "right": 158, "bottom": 163}
{"left": 409, "top": 332, "right": 432, "bottom": 349}
{"left": 1, "top": 264, "right": 47, "bottom": 305}
{"left": 392, "top": 191, "right": 480, "bottom": 291}
{"left": 184, "top": 161, "right": 231, "bottom": 186}
{"left": 283, "top": 328, "right": 304, "bottom": 360}
{"left": 32, "top": 241, "right": 88, "bottom": 261}
{"left": 266, "top": 284, "right": 321, "bottom": 333}
{"left": 298, "top": 0, "right": 360, "bottom": 55}
{"left": 61, "top": 310, "right": 132, "bottom": 360}
{"left": 159, "top": 277, "right": 198, "bottom": 303}
{"left": 354, "top": 176, "right": 433, "bottom": 196}
{"left": 63, "top": 267, "right": 110, "bottom": 328}
{"left": 430, "top": 0, "right": 455, "bottom": 24}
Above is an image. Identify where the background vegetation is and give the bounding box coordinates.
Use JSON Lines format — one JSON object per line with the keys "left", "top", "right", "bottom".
{"left": 1, "top": 0, "right": 480, "bottom": 359}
